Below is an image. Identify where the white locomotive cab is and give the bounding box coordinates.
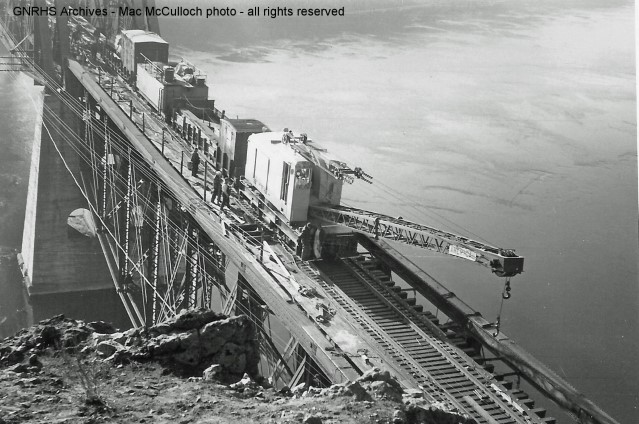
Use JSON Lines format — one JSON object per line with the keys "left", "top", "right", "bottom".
{"left": 245, "top": 132, "right": 313, "bottom": 223}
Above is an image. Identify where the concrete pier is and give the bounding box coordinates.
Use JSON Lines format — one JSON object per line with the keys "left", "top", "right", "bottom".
{"left": 19, "top": 92, "right": 130, "bottom": 328}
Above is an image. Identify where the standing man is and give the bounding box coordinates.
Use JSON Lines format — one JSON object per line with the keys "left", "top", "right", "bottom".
{"left": 191, "top": 148, "right": 200, "bottom": 177}
{"left": 220, "top": 178, "right": 231, "bottom": 212}
{"left": 211, "top": 171, "right": 223, "bottom": 204}
{"left": 297, "top": 223, "right": 313, "bottom": 260}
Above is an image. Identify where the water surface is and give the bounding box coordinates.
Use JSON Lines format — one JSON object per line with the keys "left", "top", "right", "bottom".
{"left": 160, "top": 1, "right": 637, "bottom": 420}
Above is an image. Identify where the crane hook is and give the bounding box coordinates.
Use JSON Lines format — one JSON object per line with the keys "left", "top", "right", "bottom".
{"left": 492, "top": 316, "right": 501, "bottom": 337}
{"left": 493, "top": 279, "right": 511, "bottom": 337}
{"left": 502, "top": 279, "right": 512, "bottom": 300}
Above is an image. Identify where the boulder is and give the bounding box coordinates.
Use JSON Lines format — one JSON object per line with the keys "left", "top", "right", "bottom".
{"left": 357, "top": 367, "right": 400, "bottom": 388}
{"left": 405, "top": 400, "right": 473, "bottom": 424}
{"left": 61, "top": 327, "right": 91, "bottom": 348}
{"left": 202, "top": 364, "right": 222, "bottom": 381}
{"left": 369, "top": 380, "right": 403, "bottom": 401}
{"left": 8, "top": 363, "right": 29, "bottom": 374}
{"left": 87, "top": 321, "right": 116, "bottom": 334}
{"left": 229, "top": 372, "right": 260, "bottom": 395}
{"left": 344, "top": 381, "right": 371, "bottom": 401}
{"left": 39, "top": 325, "right": 61, "bottom": 346}
{"left": 4, "top": 350, "right": 24, "bottom": 365}
{"left": 392, "top": 409, "right": 406, "bottom": 424}
{"left": 161, "top": 308, "right": 225, "bottom": 332}
{"left": 291, "top": 382, "right": 307, "bottom": 396}
{"left": 303, "top": 414, "right": 323, "bottom": 424}
{"left": 27, "top": 354, "right": 41, "bottom": 369}
{"left": 96, "top": 340, "right": 123, "bottom": 358}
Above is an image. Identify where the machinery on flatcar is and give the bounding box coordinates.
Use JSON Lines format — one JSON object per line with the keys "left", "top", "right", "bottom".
{"left": 241, "top": 129, "right": 371, "bottom": 259}
{"left": 243, "top": 130, "right": 358, "bottom": 223}
{"left": 117, "top": 30, "right": 214, "bottom": 119}
{"left": 244, "top": 131, "right": 314, "bottom": 223}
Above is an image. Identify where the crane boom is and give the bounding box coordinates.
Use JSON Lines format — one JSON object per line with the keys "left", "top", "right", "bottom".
{"left": 281, "top": 132, "right": 373, "bottom": 184}
{"left": 309, "top": 205, "right": 524, "bottom": 277}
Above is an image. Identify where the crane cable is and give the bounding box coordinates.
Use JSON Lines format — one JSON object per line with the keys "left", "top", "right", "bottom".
{"left": 492, "top": 278, "right": 512, "bottom": 337}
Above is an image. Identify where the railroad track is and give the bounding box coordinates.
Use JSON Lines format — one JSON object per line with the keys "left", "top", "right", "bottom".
{"left": 300, "top": 256, "right": 554, "bottom": 424}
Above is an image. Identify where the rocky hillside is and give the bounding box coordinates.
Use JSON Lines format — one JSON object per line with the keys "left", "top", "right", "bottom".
{"left": 0, "top": 309, "right": 471, "bottom": 424}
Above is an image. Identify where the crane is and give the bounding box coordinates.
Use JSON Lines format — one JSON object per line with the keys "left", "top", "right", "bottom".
{"left": 279, "top": 131, "right": 523, "bottom": 279}
{"left": 309, "top": 204, "right": 524, "bottom": 278}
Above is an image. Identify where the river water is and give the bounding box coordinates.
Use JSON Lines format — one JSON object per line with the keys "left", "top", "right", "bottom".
{"left": 159, "top": 0, "right": 637, "bottom": 420}
{"left": 0, "top": 0, "right": 636, "bottom": 421}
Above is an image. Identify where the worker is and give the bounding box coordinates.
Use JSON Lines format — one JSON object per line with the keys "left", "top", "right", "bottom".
{"left": 91, "top": 28, "right": 100, "bottom": 60}
{"left": 220, "top": 178, "right": 232, "bottom": 212}
{"left": 191, "top": 148, "right": 200, "bottom": 177}
{"left": 296, "top": 223, "right": 313, "bottom": 260}
{"left": 211, "top": 171, "right": 223, "bottom": 204}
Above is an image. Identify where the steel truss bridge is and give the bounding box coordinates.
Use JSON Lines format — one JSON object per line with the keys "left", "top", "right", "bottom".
{"left": 0, "top": 1, "right": 619, "bottom": 424}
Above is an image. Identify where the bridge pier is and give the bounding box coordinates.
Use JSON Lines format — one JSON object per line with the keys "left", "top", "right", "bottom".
{"left": 19, "top": 90, "right": 130, "bottom": 328}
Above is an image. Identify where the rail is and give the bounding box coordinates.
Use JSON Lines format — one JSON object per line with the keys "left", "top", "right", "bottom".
{"left": 312, "top": 257, "right": 548, "bottom": 424}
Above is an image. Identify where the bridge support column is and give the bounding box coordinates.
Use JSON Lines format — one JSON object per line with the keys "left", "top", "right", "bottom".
{"left": 20, "top": 88, "right": 129, "bottom": 327}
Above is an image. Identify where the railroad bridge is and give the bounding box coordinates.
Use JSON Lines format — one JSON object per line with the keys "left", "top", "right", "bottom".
{"left": 0, "top": 2, "right": 619, "bottom": 424}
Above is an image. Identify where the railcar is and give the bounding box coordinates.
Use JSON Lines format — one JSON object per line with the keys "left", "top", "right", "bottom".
{"left": 118, "top": 30, "right": 168, "bottom": 79}
{"left": 135, "top": 58, "right": 209, "bottom": 117}
{"left": 117, "top": 30, "right": 212, "bottom": 119}
{"left": 244, "top": 131, "right": 314, "bottom": 223}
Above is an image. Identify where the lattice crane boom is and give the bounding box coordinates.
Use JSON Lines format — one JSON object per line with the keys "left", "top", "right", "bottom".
{"left": 309, "top": 205, "right": 524, "bottom": 277}
{"left": 282, "top": 132, "right": 373, "bottom": 184}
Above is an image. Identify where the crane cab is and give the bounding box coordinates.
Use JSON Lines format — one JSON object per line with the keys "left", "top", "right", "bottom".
{"left": 245, "top": 132, "right": 313, "bottom": 223}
